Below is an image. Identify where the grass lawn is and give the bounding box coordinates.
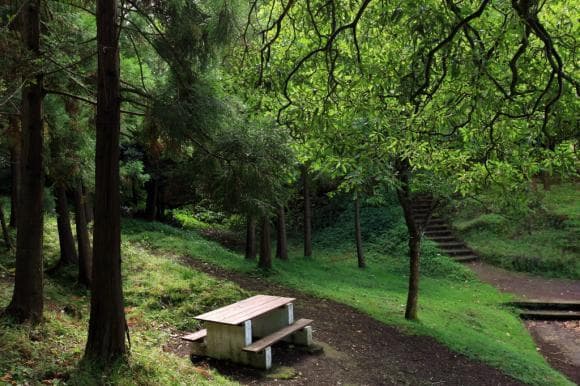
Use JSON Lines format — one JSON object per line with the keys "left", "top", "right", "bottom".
{"left": 452, "top": 183, "right": 580, "bottom": 279}
{"left": 0, "top": 195, "right": 574, "bottom": 385}
{"left": 0, "top": 217, "right": 243, "bottom": 385}
{"left": 123, "top": 202, "right": 573, "bottom": 386}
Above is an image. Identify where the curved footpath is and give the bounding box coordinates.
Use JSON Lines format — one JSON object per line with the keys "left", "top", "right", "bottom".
{"left": 466, "top": 261, "right": 580, "bottom": 384}
{"left": 167, "top": 258, "right": 523, "bottom": 386}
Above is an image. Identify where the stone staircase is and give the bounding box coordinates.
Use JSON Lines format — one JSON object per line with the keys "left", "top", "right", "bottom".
{"left": 412, "top": 195, "right": 478, "bottom": 263}
{"left": 508, "top": 300, "right": 580, "bottom": 321}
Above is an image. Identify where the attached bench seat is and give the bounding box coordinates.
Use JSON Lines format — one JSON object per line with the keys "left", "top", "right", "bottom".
{"left": 181, "top": 329, "right": 207, "bottom": 342}
{"left": 243, "top": 318, "right": 313, "bottom": 353}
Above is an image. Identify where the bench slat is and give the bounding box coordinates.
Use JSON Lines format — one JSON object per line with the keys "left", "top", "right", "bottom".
{"left": 243, "top": 319, "right": 313, "bottom": 353}
{"left": 181, "top": 329, "right": 207, "bottom": 342}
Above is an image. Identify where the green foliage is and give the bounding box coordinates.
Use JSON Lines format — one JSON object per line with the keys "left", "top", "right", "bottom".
{"left": 453, "top": 183, "right": 580, "bottom": 279}
{"left": 123, "top": 210, "right": 571, "bottom": 385}
{"left": 0, "top": 217, "right": 241, "bottom": 385}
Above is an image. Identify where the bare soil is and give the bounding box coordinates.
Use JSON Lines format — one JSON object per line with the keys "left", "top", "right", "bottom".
{"left": 526, "top": 321, "right": 580, "bottom": 384}
{"left": 466, "top": 261, "right": 580, "bottom": 384}
{"left": 466, "top": 261, "right": 580, "bottom": 301}
{"left": 166, "top": 258, "right": 523, "bottom": 386}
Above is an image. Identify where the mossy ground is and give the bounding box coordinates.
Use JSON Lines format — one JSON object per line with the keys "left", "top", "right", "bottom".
{"left": 124, "top": 199, "right": 573, "bottom": 386}
{"left": 0, "top": 216, "right": 242, "bottom": 385}
{"left": 0, "top": 193, "right": 575, "bottom": 385}
{"left": 453, "top": 183, "right": 580, "bottom": 279}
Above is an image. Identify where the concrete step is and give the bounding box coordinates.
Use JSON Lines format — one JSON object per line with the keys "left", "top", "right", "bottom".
{"left": 519, "top": 310, "right": 580, "bottom": 320}
{"left": 508, "top": 300, "right": 580, "bottom": 311}
{"left": 427, "top": 235, "right": 456, "bottom": 242}
{"left": 453, "top": 255, "right": 478, "bottom": 263}
{"left": 425, "top": 225, "right": 451, "bottom": 232}
{"left": 425, "top": 229, "right": 453, "bottom": 237}
{"left": 435, "top": 241, "right": 466, "bottom": 248}
{"left": 443, "top": 248, "right": 474, "bottom": 256}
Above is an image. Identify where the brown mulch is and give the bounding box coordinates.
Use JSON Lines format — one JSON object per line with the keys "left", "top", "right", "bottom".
{"left": 165, "top": 258, "right": 523, "bottom": 386}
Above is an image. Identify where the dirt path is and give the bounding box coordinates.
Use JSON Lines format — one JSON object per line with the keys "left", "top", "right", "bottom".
{"left": 166, "top": 258, "right": 523, "bottom": 386}
{"left": 466, "top": 262, "right": 580, "bottom": 301}
{"left": 466, "top": 261, "right": 580, "bottom": 383}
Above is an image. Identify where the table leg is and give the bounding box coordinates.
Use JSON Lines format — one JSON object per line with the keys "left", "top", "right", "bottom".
{"left": 205, "top": 320, "right": 252, "bottom": 364}
{"left": 252, "top": 303, "right": 294, "bottom": 338}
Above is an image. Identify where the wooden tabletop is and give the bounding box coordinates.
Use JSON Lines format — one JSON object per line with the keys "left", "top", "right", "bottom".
{"left": 195, "top": 295, "right": 295, "bottom": 325}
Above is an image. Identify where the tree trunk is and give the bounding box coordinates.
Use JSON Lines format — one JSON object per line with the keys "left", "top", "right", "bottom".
{"left": 73, "top": 182, "right": 92, "bottom": 287}
{"left": 245, "top": 216, "right": 256, "bottom": 260}
{"left": 83, "top": 184, "right": 94, "bottom": 224}
{"left": 144, "top": 178, "right": 158, "bottom": 221}
{"left": 396, "top": 159, "right": 421, "bottom": 321}
{"left": 85, "top": 0, "right": 127, "bottom": 363}
{"left": 258, "top": 216, "right": 272, "bottom": 269}
{"left": 5, "top": 0, "right": 44, "bottom": 324}
{"left": 8, "top": 115, "right": 21, "bottom": 228}
{"left": 354, "top": 196, "right": 365, "bottom": 268}
{"left": 0, "top": 203, "right": 12, "bottom": 249}
{"left": 302, "top": 165, "right": 312, "bottom": 258}
{"left": 275, "top": 205, "right": 288, "bottom": 260}
{"left": 54, "top": 184, "right": 78, "bottom": 266}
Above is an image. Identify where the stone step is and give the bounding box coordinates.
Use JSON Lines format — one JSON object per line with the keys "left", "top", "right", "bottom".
{"left": 427, "top": 235, "right": 457, "bottom": 242}
{"left": 415, "top": 218, "right": 445, "bottom": 225}
{"left": 508, "top": 300, "right": 580, "bottom": 311}
{"left": 425, "top": 225, "right": 451, "bottom": 232}
{"left": 519, "top": 310, "right": 580, "bottom": 320}
{"left": 453, "top": 255, "right": 478, "bottom": 263}
{"left": 425, "top": 229, "right": 453, "bottom": 236}
{"left": 443, "top": 248, "right": 474, "bottom": 256}
{"left": 435, "top": 241, "right": 466, "bottom": 248}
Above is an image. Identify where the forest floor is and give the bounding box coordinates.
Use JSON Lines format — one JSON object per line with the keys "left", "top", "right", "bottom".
{"left": 124, "top": 217, "right": 573, "bottom": 386}
{"left": 466, "top": 261, "right": 580, "bottom": 383}
{"left": 168, "top": 256, "right": 523, "bottom": 386}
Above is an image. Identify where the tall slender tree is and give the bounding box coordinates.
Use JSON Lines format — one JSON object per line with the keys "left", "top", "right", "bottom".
{"left": 275, "top": 204, "right": 288, "bottom": 260}
{"left": 8, "top": 115, "right": 20, "bottom": 228}
{"left": 52, "top": 184, "right": 78, "bottom": 267}
{"left": 259, "top": 216, "right": 272, "bottom": 269}
{"left": 84, "top": 0, "right": 127, "bottom": 363}
{"left": 301, "top": 164, "right": 312, "bottom": 258}
{"left": 354, "top": 195, "right": 365, "bottom": 269}
{"left": 73, "top": 181, "right": 92, "bottom": 287}
{"left": 4, "top": 0, "right": 45, "bottom": 324}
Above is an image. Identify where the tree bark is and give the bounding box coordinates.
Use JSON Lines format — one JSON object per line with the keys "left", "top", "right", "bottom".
{"left": 85, "top": 0, "right": 127, "bottom": 363}
{"left": 245, "top": 216, "right": 256, "bottom": 260}
{"left": 73, "top": 182, "right": 92, "bottom": 287}
{"left": 396, "top": 159, "right": 421, "bottom": 321}
{"left": 5, "top": 0, "right": 44, "bottom": 324}
{"left": 83, "top": 184, "right": 94, "bottom": 224}
{"left": 302, "top": 165, "right": 312, "bottom": 258}
{"left": 258, "top": 216, "right": 272, "bottom": 269}
{"left": 54, "top": 184, "right": 78, "bottom": 266}
{"left": 275, "top": 205, "right": 288, "bottom": 260}
{"left": 144, "top": 178, "right": 158, "bottom": 221}
{"left": 0, "top": 203, "right": 12, "bottom": 249}
{"left": 8, "top": 115, "right": 21, "bottom": 228}
{"left": 354, "top": 196, "right": 365, "bottom": 268}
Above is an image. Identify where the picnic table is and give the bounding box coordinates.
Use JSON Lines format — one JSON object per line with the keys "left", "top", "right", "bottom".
{"left": 182, "top": 294, "right": 313, "bottom": 369}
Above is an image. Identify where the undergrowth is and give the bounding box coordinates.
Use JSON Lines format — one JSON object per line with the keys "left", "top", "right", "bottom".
{"left": 453, "top": 183, "right": 580, "bottom": 279}
{"left": 123, "top": 198, "right": 573, "bottom": 386}
{"left": 0, "top": 217, "right": 242, "bottom": 385}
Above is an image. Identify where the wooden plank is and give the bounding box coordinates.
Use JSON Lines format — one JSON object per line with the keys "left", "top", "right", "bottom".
{"left": 243, "top": 319, "right": 313, "bottom": 353}
{"left": 196, "top": 295, "right": 295, "bottom": 325}
{"left": 197, "top": 295, "right": 269, "bottom": 322}
{"left": 181, "top": 329, "right": 207, "bottom": 342}
{"left": 222, "top": 298, "right": 293, "bottom": 325}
